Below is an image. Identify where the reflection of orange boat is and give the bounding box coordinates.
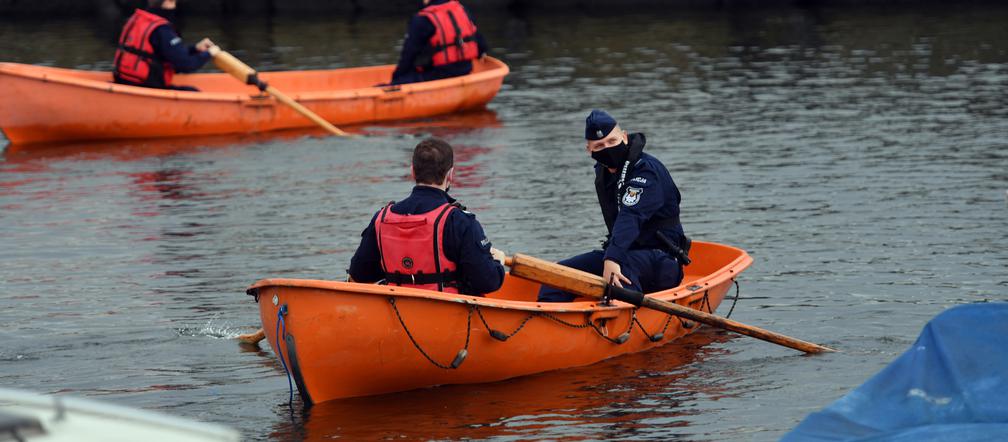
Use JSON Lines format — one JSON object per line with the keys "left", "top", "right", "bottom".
{"left": 0, "top": 130, "right": 304, "bottom": 163}
{"left": 285, "top": 330, "right": 734, "bottom": 440}
{"left": 0, "top": 57, "right": 508, "bottom": 145}
{"left": 246, "top": 241, "right": 752, "bottom": 404}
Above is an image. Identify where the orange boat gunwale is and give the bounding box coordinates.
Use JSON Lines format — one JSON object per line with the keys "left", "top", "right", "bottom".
{"left": 0, "top": 57, "right": 509, "bottom": 103}
{"left": 248, "top": 240, "right": 753, "bottom": 314}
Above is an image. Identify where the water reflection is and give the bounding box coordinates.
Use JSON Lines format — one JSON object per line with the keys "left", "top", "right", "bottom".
{"left": 1, "top": 130, "right": 312, "bottom": 164}
{"left": 269, "top": 330, "right": 734, "bottom": 441}
{"left": 2, "top": 109, "right": 501, "bottom": 166}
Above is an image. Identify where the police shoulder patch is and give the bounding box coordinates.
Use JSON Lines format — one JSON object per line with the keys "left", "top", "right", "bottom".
{"left": 622, "top": 187, "right": 643, "bottom": 206}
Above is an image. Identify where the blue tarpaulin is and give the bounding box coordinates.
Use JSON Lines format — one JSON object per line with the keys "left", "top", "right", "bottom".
{"left": 782, "top": 303, "right": 1008, "bottom": 442}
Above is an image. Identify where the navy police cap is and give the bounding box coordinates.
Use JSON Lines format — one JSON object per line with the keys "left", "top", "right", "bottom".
{"left": 585, "top": 109, "right": 617, "bottom": 140}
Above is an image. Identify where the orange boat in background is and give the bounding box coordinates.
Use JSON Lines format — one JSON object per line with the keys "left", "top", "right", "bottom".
{"left": 246, "top": 240, "right": 753, "bottom": 404}
{"left": 0, "top": 57, "right": 508, "bottom": 145}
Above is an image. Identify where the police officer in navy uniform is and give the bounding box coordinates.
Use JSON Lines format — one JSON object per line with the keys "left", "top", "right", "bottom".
{"left": 538, "top": 110, "right": 690, "bottom": 302}
{"left": 113, "top": 0, "right": 216, "bottom": 91}
{"left": 349, "top": 138, "right": 506, "bottom": 296}
{"left": 390, "top": 0, "right": 489, "bottom": 85}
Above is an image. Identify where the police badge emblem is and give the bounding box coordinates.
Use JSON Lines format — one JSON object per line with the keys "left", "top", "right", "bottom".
{"left": 622, "top": 187, "right": 643, "bottom": 206}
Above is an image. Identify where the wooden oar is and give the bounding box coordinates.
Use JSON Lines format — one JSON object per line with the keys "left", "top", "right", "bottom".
{"left": 505, "top": 253, "right": 835, "bottom": 354}
{"left": 208, "top": 46, "right": 348, "bottom": 137}
{"left": 237, "top": 329, "right": 266, "bottom": 346}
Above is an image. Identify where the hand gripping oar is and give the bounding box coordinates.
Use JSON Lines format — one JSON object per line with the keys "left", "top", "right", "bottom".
{"left": 505, "top": 253, "right": 835, "bottom": 354}
{"left": 208, "top": 46, "right": 348, "bottom": 137}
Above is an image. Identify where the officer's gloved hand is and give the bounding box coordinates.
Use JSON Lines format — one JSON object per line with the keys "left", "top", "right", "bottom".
{"left": 490, "top": 247, "right": 507, "bottom": 267}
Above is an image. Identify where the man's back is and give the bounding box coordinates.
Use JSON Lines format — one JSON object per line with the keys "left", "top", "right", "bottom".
{"left": 113, "top": 6, "right": 211, "bottom": 90}
{"left": 391, "top": 0, "right": 488, "bottom": 85}
{"left": 349, "top": 186, "right": 504, "bottom": 296}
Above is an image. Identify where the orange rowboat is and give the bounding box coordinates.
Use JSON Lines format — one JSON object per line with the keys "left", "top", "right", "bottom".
{"left": 0, "top": 57, "right": 508, "bottom": 145}
{"left": 246, "top": 240, "right": 753, "bottom": 404}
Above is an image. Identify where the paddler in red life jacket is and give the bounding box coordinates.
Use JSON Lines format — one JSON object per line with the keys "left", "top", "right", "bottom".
{"left": 390, "top": 0, "right": 489, "bottom": 85}
{"left": 538, "top": 110, "right": 690, "bottom": 302}
{"left": 113, "top": 0, "right": 217, "bottom": 91}
{"left": 349, "top": 138, "right": 506, "bottom": 295}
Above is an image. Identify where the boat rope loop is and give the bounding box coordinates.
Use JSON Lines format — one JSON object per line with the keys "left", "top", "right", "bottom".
{"left": 480, "top": 307, "right": 634, "bottom": 344}
{"left": 274, "top": 304, "right": 295, "bottom": 406}
{"left": 588, "top": 309, "right": 636, "bottom": 344}
{"left": 667, "top": 289, "right": 711, "bottom": 329}
{"left": 725, "top": 279, "right": 741, "bottom": 319}
{"left": 633, "top": 313, "right": 672, "bottom": 342}
{"left": 474, "top": 305, "right": 534, "bottom": 342}
{"left": 389, "top": 297, "right": 472, "bottom": 370}
{"left": 635, "top": 287, "right": 733, "bottom": 340}
{"left": 701, "top": 289, "right": 713, "bottom": 314}
{"left": 536, "top": 311, "right": 593, "bottom": 329}
{"left": 392, "top": 288, "right": 746, "bottom": 371}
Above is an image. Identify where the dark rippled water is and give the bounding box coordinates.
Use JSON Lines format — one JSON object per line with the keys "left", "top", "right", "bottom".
{"left": 2, "top": 4, "right": 1007, "bottom": 441}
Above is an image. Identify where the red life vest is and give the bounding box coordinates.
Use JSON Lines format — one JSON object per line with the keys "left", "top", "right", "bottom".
{"left": 113, "top": 9, "right": 174, "bottom": 88}
{"left": 416, "top": 1, "right": 479, "bottom": 69}
{"left": 374, "top": 202, "right": 460, "bottom": 293}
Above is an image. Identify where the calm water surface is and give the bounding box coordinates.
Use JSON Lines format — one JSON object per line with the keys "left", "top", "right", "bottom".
{"left": 1, "top": 4, "right": 1007, "bottom": 441}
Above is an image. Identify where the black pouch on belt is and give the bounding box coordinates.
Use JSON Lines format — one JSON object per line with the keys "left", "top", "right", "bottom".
{"left": 656, "top": 231, "right": 692, "bottom": 266}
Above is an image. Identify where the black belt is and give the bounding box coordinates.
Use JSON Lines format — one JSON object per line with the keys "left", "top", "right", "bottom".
{"left": 384, "top": 270, "right": 457, "bottom": 286}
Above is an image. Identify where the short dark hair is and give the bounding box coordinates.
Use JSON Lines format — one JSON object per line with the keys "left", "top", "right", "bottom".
{"left": 412, "top": 138, "right": 454, "bottom": 185}
{"left": 147, "top": 0, "right": 164, "bottom": 8}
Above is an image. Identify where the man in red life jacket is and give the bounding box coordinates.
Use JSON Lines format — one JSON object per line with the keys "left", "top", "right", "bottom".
{"left": 113, "top": 0, "right": 216, "bottom": 91}
{"left": 349, "top": 138, "right": 506, "bottom": 295}
{"left": 390, "top": 0, "right": 489, "bottom": 85}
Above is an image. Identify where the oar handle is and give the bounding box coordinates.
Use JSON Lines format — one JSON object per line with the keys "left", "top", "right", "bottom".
{"left": 208, "top": 46, "right": 258, "bottom": 86}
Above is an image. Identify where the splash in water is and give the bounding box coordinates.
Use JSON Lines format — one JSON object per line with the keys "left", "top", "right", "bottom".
{"left": 176, "top": 313, "right": 247, "bottom": 339}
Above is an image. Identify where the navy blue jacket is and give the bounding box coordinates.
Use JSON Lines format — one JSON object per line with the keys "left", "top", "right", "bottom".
{"left": 349, "top": 186, "right": 505, "bottom": 296}
{"left": 391, "top": 0, "right": 488, "bottom": 84}
{"left": 149, "top": 21, "right": 210, "bottom": 74}
{"left": 597, "top": 133, "right": 686, "bottom": 266}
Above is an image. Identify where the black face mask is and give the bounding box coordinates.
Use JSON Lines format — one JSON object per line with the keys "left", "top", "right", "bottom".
{"left": 591, "top": 141, "right": 629, "bottom": 170}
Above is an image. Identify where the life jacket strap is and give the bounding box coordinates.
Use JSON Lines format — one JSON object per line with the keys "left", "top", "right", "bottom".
{"left": 117, "top": 44, "right": 157, "bottom": 60}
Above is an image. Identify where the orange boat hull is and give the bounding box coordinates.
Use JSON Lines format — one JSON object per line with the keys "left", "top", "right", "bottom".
{"left": 247, "top": 241, "right": 753, "bottom": 403}
{"left": 0, "top": 57, "right": 508, "bottom": 145}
